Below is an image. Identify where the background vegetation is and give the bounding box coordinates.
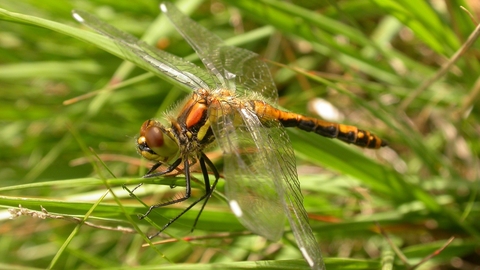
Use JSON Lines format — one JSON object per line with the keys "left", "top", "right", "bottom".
{"left": 0, "top": 0, "right": 478, "bottom": 269}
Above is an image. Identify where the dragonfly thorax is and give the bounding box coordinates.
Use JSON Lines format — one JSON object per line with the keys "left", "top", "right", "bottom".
{"left": 137, "top": 119, "right": 180, "bottom": 163}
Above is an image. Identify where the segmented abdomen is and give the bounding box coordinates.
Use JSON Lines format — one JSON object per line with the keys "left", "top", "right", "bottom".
{"left": 252, "top": 100, "right": 386, "bottom": 149}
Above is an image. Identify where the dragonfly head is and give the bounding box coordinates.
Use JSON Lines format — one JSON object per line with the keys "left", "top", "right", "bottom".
{"left": 137, "top": 120, "right": 180, "bottom": 163}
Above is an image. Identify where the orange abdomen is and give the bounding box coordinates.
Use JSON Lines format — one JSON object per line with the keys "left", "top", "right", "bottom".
{"left": 253, "top": 101, "right": 386, "bottom": 149}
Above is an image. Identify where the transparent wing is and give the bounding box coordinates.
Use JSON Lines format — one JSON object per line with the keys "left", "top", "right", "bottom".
{"left": 209, "top": 100, "right": 285, "bottom": 241}
{"left": 160, "top": 2, "right": 279, "bottom": 103}
{"left": 72, "top": 10, "right": 215, "bottom": 91}
{"left": 209, "top": 101, "right": 325, "bottom": 270}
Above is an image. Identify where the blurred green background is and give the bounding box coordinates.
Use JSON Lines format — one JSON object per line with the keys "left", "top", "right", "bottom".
{"left": 0, "top": 0, "right": 478, "bottom": 269}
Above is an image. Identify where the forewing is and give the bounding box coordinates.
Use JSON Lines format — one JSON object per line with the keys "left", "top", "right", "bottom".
{"left": 160, "top": 2, "right": 279, "bottom": 103}
{"left": 72, "top": 10, "right": 215, "bottom": 91}
{"left": 210, "top": 101, "right": 325, "bottom": 270}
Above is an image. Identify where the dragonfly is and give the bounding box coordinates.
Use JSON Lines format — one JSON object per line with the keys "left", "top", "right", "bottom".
{"left": 73, "top": 3, "right": 386, "bottom": 270}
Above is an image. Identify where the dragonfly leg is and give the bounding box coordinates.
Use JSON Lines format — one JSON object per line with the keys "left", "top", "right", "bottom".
{"left": 140, "top": 158, "right": 191, "bottom": 222}
{"left": 146, "top": 153, "right": 219, "bottom": 239}
{"left": 191, "top": 152, "right": 220, "bottom": 232}
{"left": 143, "top": 158, "right": 182, "bottom": 178}
{"left": 127, "top": 158, "right": 183, "bottom": 195}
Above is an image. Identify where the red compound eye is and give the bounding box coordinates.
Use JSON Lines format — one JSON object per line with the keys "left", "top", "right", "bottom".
{"left": 137, "top": 119, "right": 179, "bottom": 161}
{"left": 145, "top": 125, "right": 164, "bottom": 150}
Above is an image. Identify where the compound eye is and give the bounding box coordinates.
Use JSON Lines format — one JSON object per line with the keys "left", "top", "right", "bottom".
{"left": 144, "top": 125, "right": 164, "bottom": 151}
{"left": 137, "top": 120, "right": 179, "bottom": 162}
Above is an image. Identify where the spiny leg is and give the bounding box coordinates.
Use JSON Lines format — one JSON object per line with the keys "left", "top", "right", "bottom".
{"left": 144, "top": 158, "right": 183, "bottom": 178}
{"left": 146, "top": 154, "right": 217, "bottom": 239}
{"left": 191, "top": 152, "right": 220, "bottom": 232}
{"left": 140, "top": 158, "right": 191, "bottom": 220}
{"left": 126, "top": 158, "right": 183, "bottom": 195}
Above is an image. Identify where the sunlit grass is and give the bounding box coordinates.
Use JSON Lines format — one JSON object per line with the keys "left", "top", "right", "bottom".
{"left": 0, "top": 0, "right": 478, "bottom": 269}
